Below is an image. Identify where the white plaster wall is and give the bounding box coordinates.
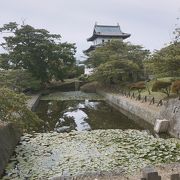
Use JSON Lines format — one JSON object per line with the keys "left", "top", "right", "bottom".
{"left": 93, "top": 37, "right": 122, "bottom": 45}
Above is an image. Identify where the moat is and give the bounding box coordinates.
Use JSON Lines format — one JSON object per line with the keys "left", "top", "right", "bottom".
{"left": 35, "top": 99, "right": 143, "bottom": 133}
{"left": 2, "top": 91, "right": 180, "bottom": 179}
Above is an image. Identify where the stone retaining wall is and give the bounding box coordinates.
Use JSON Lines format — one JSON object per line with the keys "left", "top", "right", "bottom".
{"left": 160, "top": 98, "right": 180, "bottom": 138}
{"left": 97, "top": 91, "right": 161, "bottom": 128}
{"left": 0, "top": 93, "right": 41, "bottom": 176}
{"left": 26, "top": 94, "right": 41, "bottom": 111}
{"left": 97, "top": 90, "right": 180, "bottom": 138}
{"left": 0, "top": 122, "right": 21, "bottom": 176}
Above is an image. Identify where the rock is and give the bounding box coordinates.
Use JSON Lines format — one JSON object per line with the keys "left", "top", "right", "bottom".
{"left": 154, "top": 119, "right": 169, "bottom": 133}
{"left": 160, "top": 98, "right": 180, "bottom": 138}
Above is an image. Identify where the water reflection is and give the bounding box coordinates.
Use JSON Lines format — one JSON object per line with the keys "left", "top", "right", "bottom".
{"left": 36, "top": 100, "right": 142, "bottom": 132}
{"left": 64, "top": 109, "right": 91, "bottom": 131}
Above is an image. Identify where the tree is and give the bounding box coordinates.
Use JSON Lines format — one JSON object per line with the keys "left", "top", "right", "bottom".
{"left": 0, "top": 22, "right": 76, "bottom": 83}
{"left": 0, "top": 87, "right": 42, "bottom": 132}
{"left": 64, "top": 65, "right": 85, "bottom": 79}
{"left": 92, "top": 60, "right": 140, "bottom": 85}
{"left": 0, "top": 69, "right": 41, "bottom": 92}
{"left": 173, "top": 17, "right": 180, "bottom": 43}
{"left": 86, "top": 40, "right": 149, "bottom": 68}
{"left": 86, "top": 40, "right": 149, "bottom": 85}
{"left": 144, "top": 18, "right": 180, "bottom": 78}
{"left": 144, "top": 43, "right": 180, "bottom": 78}
{"left": 0, "top": 54, "right": 11, "bottom": 70}
{"left": 152, "top": 81, "right": 172, "bottom": 97}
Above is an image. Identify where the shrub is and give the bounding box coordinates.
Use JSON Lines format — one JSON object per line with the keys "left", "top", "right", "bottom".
{"left": 0, "top": 87, "right": 42, "bottom": 132}
{"left": 152, "top": 81, "right": 172, "bottom": 97}
{"left": 171, "top": 80, "right": 180, "bottom": 95}
{"left": 78, "top": 74, "right": 89, "bottom": 82}
{"left": 80, "top": 81, "right": 99, "bottom": 93}
{"left": 129, "top": 81, "right": 146, "bottom": 94}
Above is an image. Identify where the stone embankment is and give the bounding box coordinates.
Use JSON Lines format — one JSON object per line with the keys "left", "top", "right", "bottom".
{"left": 97, "top": 90, "right": 161, "bottom": 127}
{"left": 26, "top": 93, "right": 41, "bottom": 111}
{"left": 160, "top": 98, "right": 180, "bottom": 138}
{"left": 97, "top": 90, "right": 180, "bottom": 138}
{"left": 0, "top": 122, "right": 21, "bottom": 176}
{"left": 0, "top": 94, "right": 41, "bottom": 176}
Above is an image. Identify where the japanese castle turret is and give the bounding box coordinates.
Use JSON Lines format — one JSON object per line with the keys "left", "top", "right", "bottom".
{"left": 84, "top": 23, "right": 131, "bottom": 54}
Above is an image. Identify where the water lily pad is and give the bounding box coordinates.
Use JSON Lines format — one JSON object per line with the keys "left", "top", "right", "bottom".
{"left": 2, "top": 129, "right": 180, "bottom": 179}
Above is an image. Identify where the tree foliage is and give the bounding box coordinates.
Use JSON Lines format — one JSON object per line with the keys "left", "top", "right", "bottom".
{"left": 144, "top": 42, "right": 180, "bottom": 78}
{"left": 144, "top": 18, "right": 180, "bottom": 78}
{"left": 65, "top": 65, "right": 85, "bottom": 79}
{"left": 0, "top": 22, "right": 76, "bottom": 83}
{"left": 87, "top": 40, "right": 149, "bottom": 68}
{"left": 0, "top": 69, "right": 41, "bottom": 92}
{"left": 0, "top": 87, "right": 42, "bottom": 131}
{"left": 173, "top": 17, "right": 180, "bottom": 43}
{"left": 87, "top": 41, "right": 149, "bottom": 85}
{"left": 152, "top": 81, "right": 172, "bottom": 97}
{"left": 0, "top": 54, "right": 11, "bottom": 70}
{"left": 92, "top": 60, "right": 140, "bottom": 85}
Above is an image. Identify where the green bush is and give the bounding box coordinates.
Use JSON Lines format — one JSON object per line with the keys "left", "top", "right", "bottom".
{"left": 78, "top": 74, "right": 89, "bottom": 81}
{"left": 129, "top": 81, "right": 146, "bottom": 94}
{"left": 0, "top": 87, "right": 42, "bottom": 132}
{"left": 80, "top": 81, "right": 99, "bottom": 93}
{"left": 152, "top": 81, "right": 172, "bottom": 97}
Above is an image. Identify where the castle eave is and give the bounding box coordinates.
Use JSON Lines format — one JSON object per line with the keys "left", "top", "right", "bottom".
{"left": 87, "top": 33, "right": 131, "bottom": 41}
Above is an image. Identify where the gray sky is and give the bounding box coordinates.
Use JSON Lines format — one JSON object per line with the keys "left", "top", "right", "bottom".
{"left": 0, "top": 0, "right": 180, "bottom": 60}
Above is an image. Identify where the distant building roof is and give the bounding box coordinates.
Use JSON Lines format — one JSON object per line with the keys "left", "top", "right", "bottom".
{"left": 87, "top": 24, "right": 130, "bottom": 41}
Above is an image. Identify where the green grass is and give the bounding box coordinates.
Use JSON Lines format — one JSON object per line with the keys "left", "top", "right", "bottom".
{"left": 110, "top": 77, "right": 180, "bottom": 102}
{"left": 137, "top": 77, "right": 180, "bottom": 101}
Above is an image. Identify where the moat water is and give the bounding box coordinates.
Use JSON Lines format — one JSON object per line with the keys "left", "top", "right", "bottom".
{"left": 35, "top": 100, "right": 143, "bottom": 132}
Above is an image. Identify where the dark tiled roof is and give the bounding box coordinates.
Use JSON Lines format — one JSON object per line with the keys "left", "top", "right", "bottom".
{"left": 87, "top": 24, "right": 130, "bottom": 41}
{"left": 94, "top": 25, "right": 122, "bottom": 36}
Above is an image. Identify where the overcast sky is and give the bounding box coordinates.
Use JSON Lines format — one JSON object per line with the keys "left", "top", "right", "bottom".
{"left": 0, "top": 0, "right": 179, "bottom": 60}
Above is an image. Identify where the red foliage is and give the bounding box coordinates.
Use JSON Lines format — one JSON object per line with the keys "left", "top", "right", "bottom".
{"left": 172, "top": 80, "right": 180, "bottom": 94}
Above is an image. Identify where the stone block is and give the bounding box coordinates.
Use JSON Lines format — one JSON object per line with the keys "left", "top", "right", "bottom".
{"left": 171, "top": 174, "right": 180, "bottom": 180}
{"left": 146, "top": 172, "right": 161, "bottom": 180}
{"left": 142, "top": 166, "right": 161, "bottom": 180}
{"left": 154, "top": 119, "right": 169, "bottom": 133}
